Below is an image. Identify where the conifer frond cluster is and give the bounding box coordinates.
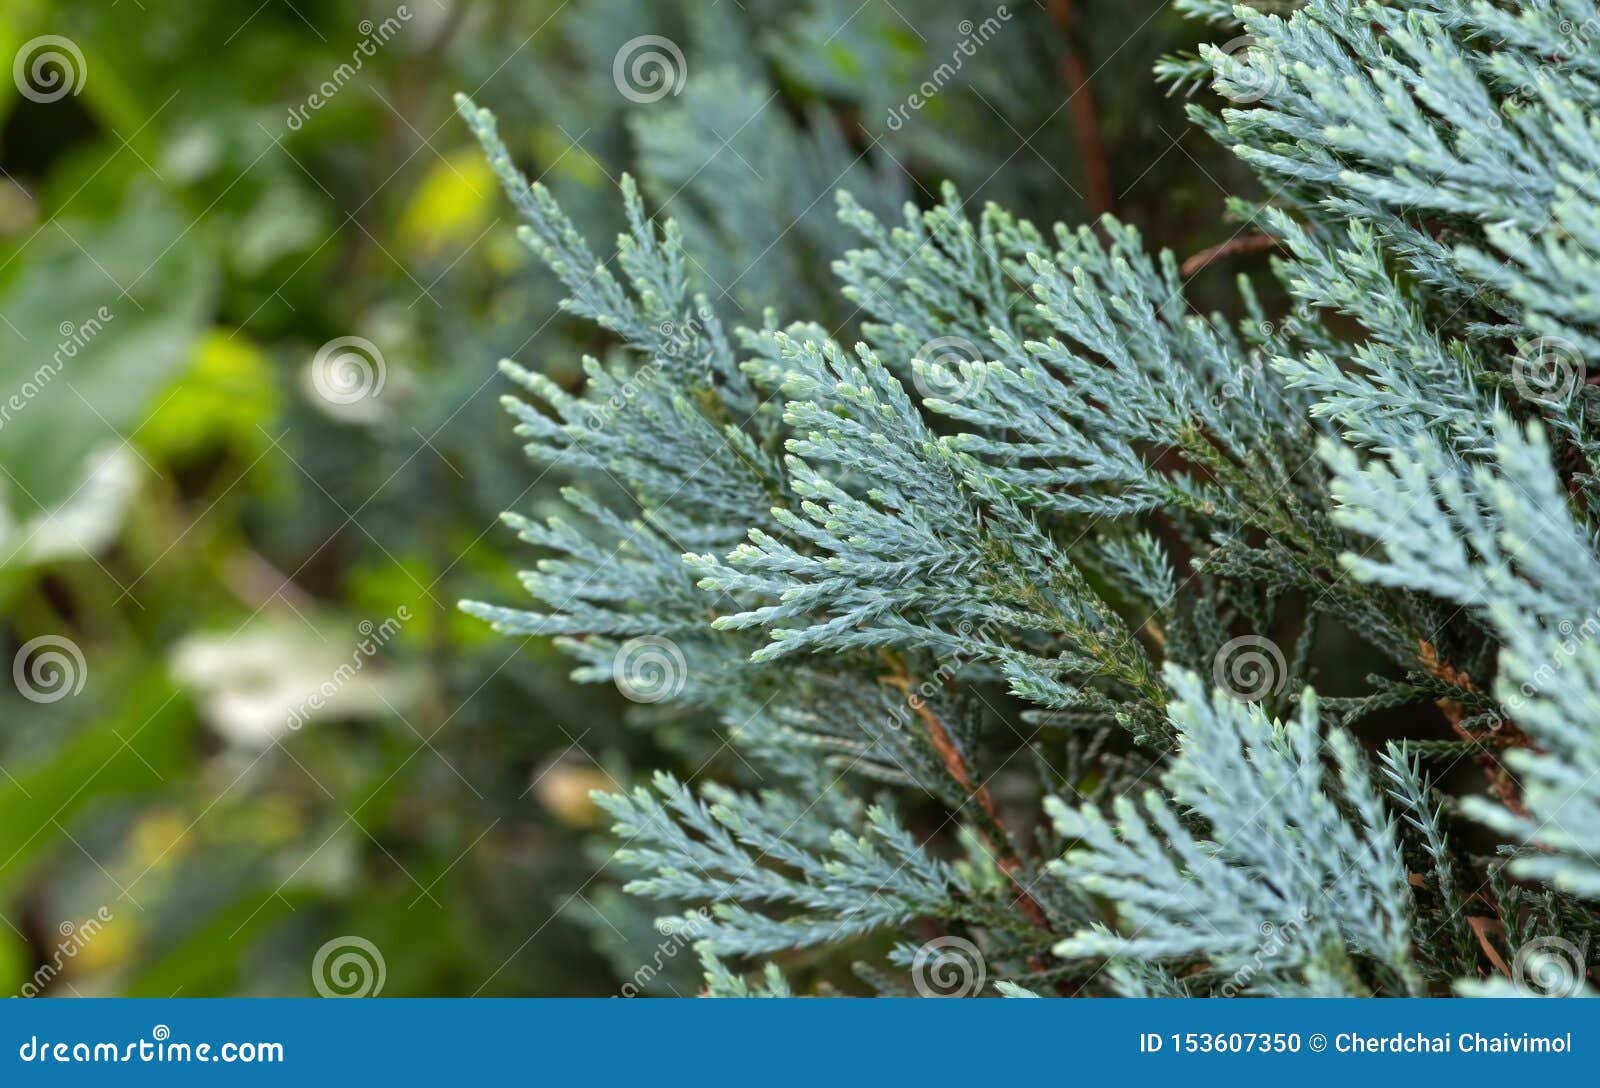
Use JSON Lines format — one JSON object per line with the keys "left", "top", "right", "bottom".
{"left": 462, "top": 0, "right": 1600, "bottom": 996}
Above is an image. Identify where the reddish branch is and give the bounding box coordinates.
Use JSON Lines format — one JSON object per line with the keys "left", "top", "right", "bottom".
{"left": 1048, "top": 0, "right": 1115, "bottom": 219}
{"left": 1180, "top": 233, "right": 1281, "bottom": 277}
{"left": 880, "top": 658, "right": 1053, "bottom": 934}
{"left": 1418, "top": 641, "right": 1530, "bottom": 818}
{"left": 1466, "top": 916, "right": 1513, "bottom": 980}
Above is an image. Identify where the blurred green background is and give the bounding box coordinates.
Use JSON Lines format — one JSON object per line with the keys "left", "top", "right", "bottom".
{"left": 0, "top": 0, "right": 1254, "bottom": 996}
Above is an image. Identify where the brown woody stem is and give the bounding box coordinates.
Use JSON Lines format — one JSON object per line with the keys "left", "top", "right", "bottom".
{"left": 880, "top": 654, "right": 1054, "bottom": 934}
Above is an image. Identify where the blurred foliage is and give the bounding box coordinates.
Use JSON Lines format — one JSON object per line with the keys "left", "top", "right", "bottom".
{"left": 0, "top": 0, "right": 1247, "bottom": 995}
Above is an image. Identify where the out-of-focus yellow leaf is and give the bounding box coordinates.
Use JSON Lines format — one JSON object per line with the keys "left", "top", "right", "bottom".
{"left": 531, "top": 125, "right": 607, "bottom": 188}
{"left": 397, "top": 148, "right": 496, "bottom": 257}
{"left": 348, "top": 556, "right": 431, "bottom": 648}
{"left": 73, "top": 914, "right": 135, "bottom": 972}
{"left": 139, "top": 330, "right": 277, "bottom": 463}
{"left": 130, "top": 809, "right": 191, "bottom": 870}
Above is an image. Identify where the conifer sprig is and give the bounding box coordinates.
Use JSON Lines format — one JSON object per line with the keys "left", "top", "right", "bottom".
{"left": 463, "top": 0, "right": 1600, "bottom": 996}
